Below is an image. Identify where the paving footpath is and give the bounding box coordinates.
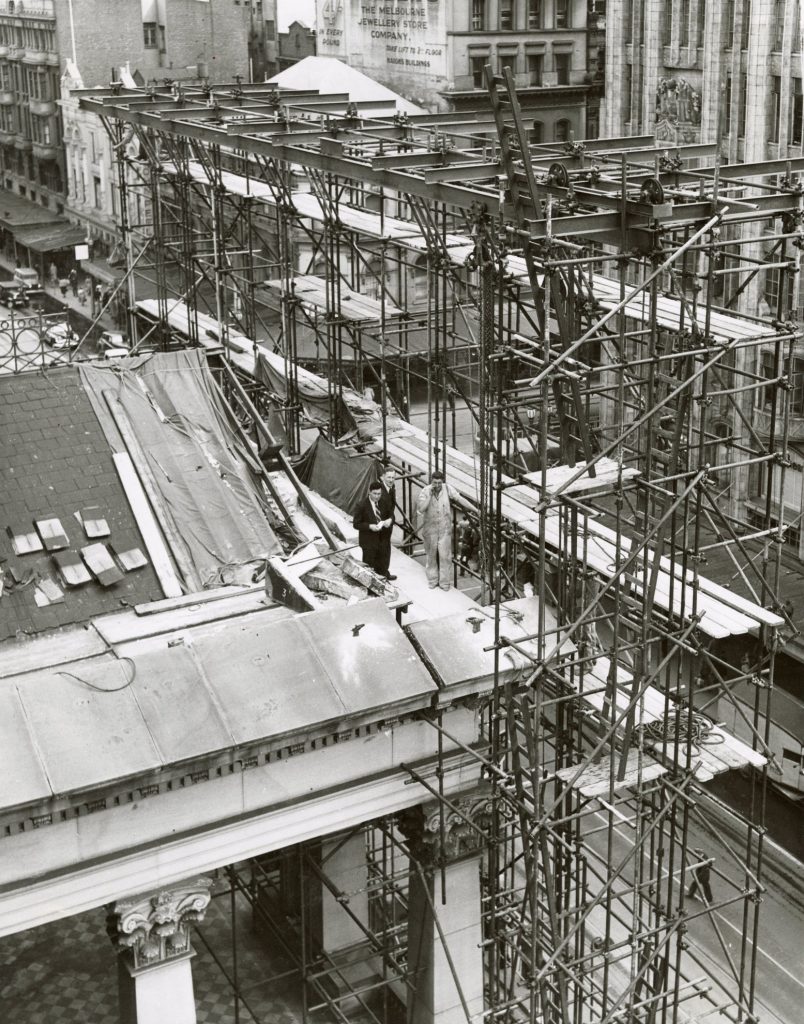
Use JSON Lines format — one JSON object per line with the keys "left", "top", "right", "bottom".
{"left": 0, "top": 254, "right": 120, "bottom": 336}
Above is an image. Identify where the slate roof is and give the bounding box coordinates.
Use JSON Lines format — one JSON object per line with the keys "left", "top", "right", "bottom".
{"left": 0, "top": 367, "right": 162, "bottom": 640}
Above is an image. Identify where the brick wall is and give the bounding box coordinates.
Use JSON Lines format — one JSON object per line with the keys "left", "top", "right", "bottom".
{"left": 164, "top": 0, "right": 250, "bottom": 83}
{"left": 54, "top": 0, "right": 250, "bottom": 89}
{"left": 54, "top": 1, "right": 144, "bottom": 89}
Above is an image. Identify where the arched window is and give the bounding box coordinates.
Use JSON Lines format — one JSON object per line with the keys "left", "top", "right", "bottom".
{"left": 531, "top": 121, "right": 544, "bottom": 144}
{"left": 554, "top": 118, "right": 571, "bottom": 142}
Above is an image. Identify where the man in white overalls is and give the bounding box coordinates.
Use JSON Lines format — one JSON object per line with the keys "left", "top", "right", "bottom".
{"left": 416, "top": 470, "right": 454, "bottom": 591}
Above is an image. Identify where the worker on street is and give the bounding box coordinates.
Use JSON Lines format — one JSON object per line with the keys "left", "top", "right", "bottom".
{"left": 68, "top": 268, "right": 78, "bottom": 296}
{"left": 687, "top": 849, "right": 714, "bottom": 903}
{"left": 416, "top": 469, "right": 454, "bottom": 591}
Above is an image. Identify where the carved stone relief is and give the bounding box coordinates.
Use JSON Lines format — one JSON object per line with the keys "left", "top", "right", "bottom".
{"left": 107, "top": 877, "right": 213, "bottom": 969}
{"left": 398, "top": 790, "right": 495, "bottom": 865}
{"left": 655, "top": 77, "right": 702, "bottom": 144}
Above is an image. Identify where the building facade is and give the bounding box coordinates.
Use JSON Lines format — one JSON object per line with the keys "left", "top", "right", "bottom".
{"left": 605, "top": 0, "right": 804, "bottom": 559}
{"left": 278, "top": 19, "right": 316, "bottom": 70}
{"left": 249, "top": 0, "right": 280, "bottom": 81}
{"left": 54, "top": 1, "right": 253, "bottom": 280}
{"left": 316, "top": 0, "right": 595, "bottom": 139}
{"left": 0, "top": 0, "right": 63, "bottom": 217}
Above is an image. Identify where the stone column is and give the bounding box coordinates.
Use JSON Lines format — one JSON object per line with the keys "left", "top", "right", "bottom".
{"left": 321, "top": 830, "right": 370, "bottom": 953}
{"left": 400, "top": 792, "right": 493, "bottom": 1024}
{"left": 603, "top": 0, "right": 626, "bottom": 137}
{"left": 640, "top": 0, "right": 663, "bottom": 133}
{"left": 317, "top": 829, "right": 375, "bottom": 1007}
{"left": 107, "top": 877, "right": 213, "bottom": 1024}
{"left": 731, "top": 0, "right": 776, "bottom": 517}
{"left": 699, "top": 0, "right": 724, "bottom": 143}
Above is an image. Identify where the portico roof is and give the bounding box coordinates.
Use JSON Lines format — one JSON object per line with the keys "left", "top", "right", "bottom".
{"left": 0, "top": 597, "right": 438, "bottom": 821}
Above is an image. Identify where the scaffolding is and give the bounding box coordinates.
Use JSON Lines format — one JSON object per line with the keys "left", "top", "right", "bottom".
{"left": 80, "top": 73, "right": 802, "bottom": 1024}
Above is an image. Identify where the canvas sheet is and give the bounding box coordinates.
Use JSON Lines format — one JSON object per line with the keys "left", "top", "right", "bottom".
{"left": 256, "top": 351, "right": 354, "bottom": 430}
{"left": 293, "top": 435, "right": 379, "bottom": 516}
{"left": 79, "top": 349, "right": 281, "bottom": 589}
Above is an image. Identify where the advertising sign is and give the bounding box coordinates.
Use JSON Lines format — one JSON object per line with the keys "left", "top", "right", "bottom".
{"left": 318, "top": 0, "right": 448, "bottom": 110}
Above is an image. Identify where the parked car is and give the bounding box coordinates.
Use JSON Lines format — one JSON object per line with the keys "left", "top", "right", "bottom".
{"left": 97, "top": 330, "right": 129, "bottom": 358}
{"left": 43, "top": 321, "right": 79, "bottom": 349}
{"left": 13, "top": 267, "right": 40, "bottom": 290}
{"left": 0, "top": 282, "right": 28, "bottom": 308}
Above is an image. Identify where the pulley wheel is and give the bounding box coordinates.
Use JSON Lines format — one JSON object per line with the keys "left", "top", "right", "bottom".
{"left": 547, "top": 162, "right": 570, "bottom": 189}
{"left": 640, "top": 176, "right": 665, "bottom": 204}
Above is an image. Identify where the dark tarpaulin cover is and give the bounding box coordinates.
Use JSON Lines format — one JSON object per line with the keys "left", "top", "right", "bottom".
{"left": 255, "top": 349, "right": 405, "bottom": 441}
{"left": 256, "top": 351, "right": 355, "bottom": 431}
{"left": 293, "top": 435, "right": 379, "bottom": 516}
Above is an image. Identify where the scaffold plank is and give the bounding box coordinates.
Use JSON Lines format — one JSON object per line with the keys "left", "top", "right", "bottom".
{"left": 555, "top": 750, "right": 667, "bottom": 798}
{"left": 262, "top": 274, "right": 402, "bottom": 321}
{"left": 525, "top": 458, "right": 642, "bottom": 495}
{"left": 574, "top": 657, "right": 766, "bottom": 779}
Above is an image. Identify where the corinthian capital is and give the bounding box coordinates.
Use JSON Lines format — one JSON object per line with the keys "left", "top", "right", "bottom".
{"left": 107, "top": 877, "right": 213, "bottom": 968}
{"left": 399, "top": 789, "right": 494, "bottom": 865}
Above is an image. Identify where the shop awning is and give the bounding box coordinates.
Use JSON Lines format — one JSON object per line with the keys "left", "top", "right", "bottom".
{"left": 80, "top": 258, "right": 125, "bottom": 285}
{"left": 0, "top": 192, "right": 62, "bottom": 229}
{"left": 13, "top": 222, "right": 87, "bottom": 254}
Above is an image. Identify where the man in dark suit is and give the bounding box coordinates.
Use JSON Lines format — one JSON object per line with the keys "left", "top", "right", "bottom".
{"left": 376, "top": 466, "right": 397, "bottom": 580}
{"left": 352, "top": 481, "right": 391, "bottom": 575}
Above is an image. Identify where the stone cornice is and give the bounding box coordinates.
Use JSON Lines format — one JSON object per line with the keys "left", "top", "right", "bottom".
{"left": 0, "top": 745, "right": 482, "bottom": 939}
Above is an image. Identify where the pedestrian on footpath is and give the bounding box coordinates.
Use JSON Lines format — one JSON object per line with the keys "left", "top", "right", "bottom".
{"left": 68, "top": 268, "right": 78, "bottom": 296}
{"left": 48, "top": 262, "right": 57, "bottom": 288}
{"left": 416, "top": 469, "right": 455, "bottom": 591}
{"left": 687, "top": 849, "right": 714, "bottom": 903}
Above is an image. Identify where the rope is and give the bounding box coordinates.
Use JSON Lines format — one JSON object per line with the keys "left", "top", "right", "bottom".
{"left": 642, "top": 710, "right": 725, "bottom": 756}
{"left": 58, "top": 657, "right": 136, "bottom": 693}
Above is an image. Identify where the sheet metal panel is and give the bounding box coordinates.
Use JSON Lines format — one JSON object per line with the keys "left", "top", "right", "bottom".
{"left": 0, "top": 686, "right": 51, "bottom": 809}
{"left": 299, "top": 598, "right": 437, "bottom": 716}
{"left": 188, "top": 615, "right": 347, "bottom": 745}
{"left": 14, "top": 656, "right": 163, "bottom": 796}
{"left": 126, "top": 638, "right": 235, "bottom": 762}
{"left": 407, "top": 596, "right": 569, "bottom": 696}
